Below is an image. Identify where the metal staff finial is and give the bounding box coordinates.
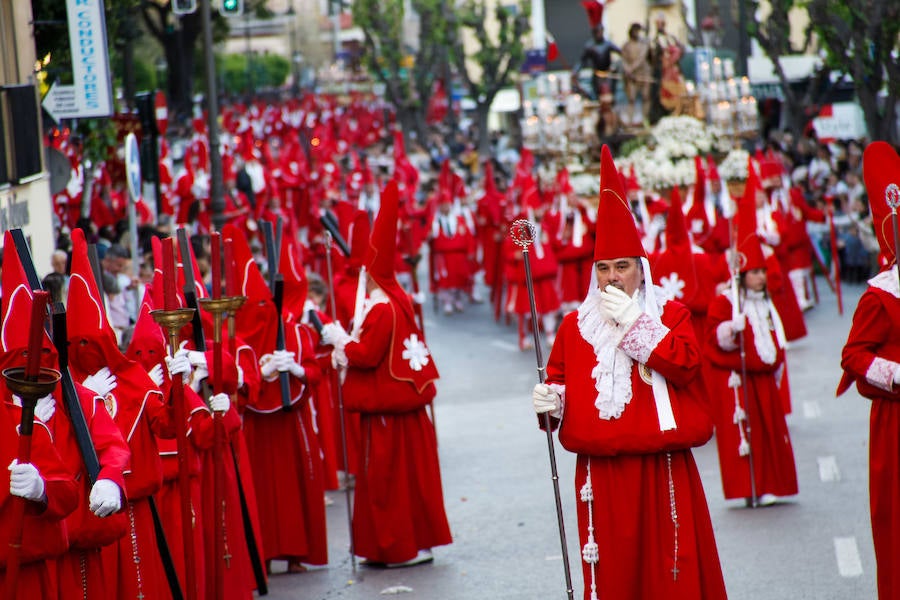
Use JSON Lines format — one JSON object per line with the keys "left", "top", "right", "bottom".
{"left": 885, "top": 183, "right": 900, "bottom": 289}
{"left": 510, "top": 219, "right": 536, "bottom": 249}
{"left": 886, "top": 183, "right": 900, "bottom": 210}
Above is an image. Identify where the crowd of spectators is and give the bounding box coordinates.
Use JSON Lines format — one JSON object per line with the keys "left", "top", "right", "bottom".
{"left": 764, "top": 131, "right": 879, "bottom": 284}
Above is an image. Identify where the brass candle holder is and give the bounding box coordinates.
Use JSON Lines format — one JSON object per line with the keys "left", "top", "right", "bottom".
{"left": 198, "top": 297, "right": 232, "bottom": 346}
{"left": 3, "top": 367, "right": 62, "bottom": 406}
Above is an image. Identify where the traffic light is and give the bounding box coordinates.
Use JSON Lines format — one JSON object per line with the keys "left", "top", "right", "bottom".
{"left": 171, "top": 0, "right": 197, "bottom": 15}
{"left": 220, "top": 0, "right": 243, "bottom": 17}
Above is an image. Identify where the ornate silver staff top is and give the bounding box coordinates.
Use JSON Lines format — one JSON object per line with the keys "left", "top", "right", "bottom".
{"left": 510, "top": 219, "right": 536, "bottom": 249}
{"left": 886, "top": 183, "right": 900, "bottom": 211}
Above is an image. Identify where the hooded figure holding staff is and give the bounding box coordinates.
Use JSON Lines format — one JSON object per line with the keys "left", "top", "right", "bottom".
{"left": 532, "top": 146, "right": 725, "bottom": 600}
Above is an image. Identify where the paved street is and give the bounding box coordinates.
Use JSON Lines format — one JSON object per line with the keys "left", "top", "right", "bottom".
{"left": 264, "top": 276, "right": 876, "bottom": 599}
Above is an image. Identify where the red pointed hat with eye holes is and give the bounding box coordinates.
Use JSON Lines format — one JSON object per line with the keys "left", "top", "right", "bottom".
{"left": 0, "top": 231, "right": 57, "bottom": 373}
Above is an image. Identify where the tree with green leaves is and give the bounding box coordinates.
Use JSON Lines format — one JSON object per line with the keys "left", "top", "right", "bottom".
{"left": 746, "top": 0, "right": 843, "bottom": 140}
{"left": 805, "top": 0, "right": 900, "bottom": 144}
{"left": 352, "top": 0, "right": 452, "bottom": 145}
{"left": 447, "top": 1, "right": 529, "bottom": 155}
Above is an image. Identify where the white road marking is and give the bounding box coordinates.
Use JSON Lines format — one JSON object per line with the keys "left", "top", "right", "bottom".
{"left": 491, "top": 340, "right": 520, "bottom": 352}
{"left": 818, "top": 456, "right": 841, "bottom": 482}
{"left": 834, "top": 537, "right": 863, "bottom": 577}
{"left": 803, "top": 401, "right": 822, "bottom": 419}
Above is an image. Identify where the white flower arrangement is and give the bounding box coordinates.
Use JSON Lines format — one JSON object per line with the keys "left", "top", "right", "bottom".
{"left": 717, "top": 148, "right": 750, "bottom": 181}
{"left": 569, "top": 172, "right": 600, "bottom": 197}
{"left": 615, "top": 116, "right": 730, "bottom": 191}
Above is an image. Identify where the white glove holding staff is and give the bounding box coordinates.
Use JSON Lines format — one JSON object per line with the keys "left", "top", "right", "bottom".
{"left": 320, "top": 322, "right": 352, "bottom": 349}
{"left": 209, "top": 392, "right": 231, "bottom": 413}
{"left": 532, "top": 383, "right": 563, "bottom": 418}
{"left": 273, "top": 349, "right": 305, "bottom": 378}
{"left": 9, "top": 460, "right": 45, "bottom": 502}
{"left": 89, "top": 478, "right": 122, "bottom": 517}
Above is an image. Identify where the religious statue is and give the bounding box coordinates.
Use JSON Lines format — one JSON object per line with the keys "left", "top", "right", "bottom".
{"left": 621, "top": 22, "right": 652, "bottom": 128}
{"left": 571, "top": 23, "right": 622, "bottom": 102}
{"left": 649, "top": 12, "right": 686, "bottom": 122}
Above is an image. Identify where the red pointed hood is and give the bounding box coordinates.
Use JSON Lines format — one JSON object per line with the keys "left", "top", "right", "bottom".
{"left": 664, "top": 185, "right": 690, "bottom": 250}
{"left": 863, "top": 141, "right": 900, "bottom": 266}
{"left": 736, "top": 163, "right": 766, "bottom": 273}
{"left": 367, "top": 180, "right": 439, "bottom": 394}
{"left": 594, "top": 145, "right": 646, "bottom": 261}
{"left": 222, "top": 224, "right": 277, "bottom": 352}
{"left": 652, "top": 185, "right": 700, "bottom": 305}
{"left": 686, "top": 157, "right": 709, "bottom": 236}
{"left": 0, "top": 232, "right": 56, "bottom": 372}
{"left": 347, "top": 209, "right": 371, "bottom": 271}
{"left": 366, "top": 181, "right": 401, "bottom": 289}
{"left": 125, "top": 287, "right": 167, "bottom": 375}
{"left": 279, "top": 238, "right": 309, "bottom": 324}
{"left": 66, "top": 228, "right": 128, "bottom": 375}
{"left": 480, "top": 161, "right": 504, "bottom": 203}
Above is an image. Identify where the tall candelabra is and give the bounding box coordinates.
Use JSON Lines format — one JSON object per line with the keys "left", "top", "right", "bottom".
{"left": 697, "top": 56, "right": 758, "bottom": 140}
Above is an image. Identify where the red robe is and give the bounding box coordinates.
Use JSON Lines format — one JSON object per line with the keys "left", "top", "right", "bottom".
{"left": 544, "top": 299, "right": 724, "bottom": 600}
{"left": 551, "top": 212, "right": 595, "bottom": 307}
{"left": 503, "top": 225, "right": 561, "bottom": 315}
{"left": 838, "top": 268, "right": 900, "bottom": 599}
{"left": 342, "top": 297, "right": 452, "bottom": 564}
{"left": 156, "top": 385, "right": 210, "bottom": 600}
{"left": 69, "top": 361, "right": 175, "bottom": 600}
{"left": 0, "top": 398, "right": 79, "bottom": 600}
{"left": 243, "top": 323, "right": 328, "bottom": 565}
{"left": 431, "top": 212, "right": 477, "bottom": 291}
{"left": 705, "top": 291, "right": 798, "bottom": 501}
{"left": 51, "top": 383, "right": 131, "bottom": 600}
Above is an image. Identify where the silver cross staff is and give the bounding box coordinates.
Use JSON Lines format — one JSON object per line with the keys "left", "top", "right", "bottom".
{"left": 510, "top": 218, "right": 575, "bottom": 600}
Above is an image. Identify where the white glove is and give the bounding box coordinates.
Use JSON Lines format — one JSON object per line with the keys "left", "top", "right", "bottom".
{"left": 9, "top": 460, "right": 45, "bottom": 502}
{"left": 236, "top": 365, "right": 245, "bottom": 389}
{"left": 532, "top": 383, "right": 562, "bottom": 418}
{"left": 33, "top": 394, "right": 55, "bottom": 422}
{"left": 321, "top": 322, "right": 352, "bottom": 349}
{"left": 731, "top": 313, "right": 746, "bottom": 333}
{"left": 412, "top": 291, "right": 426, "bottom": 305}
{"left": 599, "top": 285, "right": 643, "bottom": 328}
{"left": 89, "top": 478, "right": 122, "bottom": 517}
{"left": 165, "top": 351, "right": 192, "bottom": 383}
{"left": 331, "top": 348, "right": 348, "bottom": 370}
{"left": 148, "top": 363, "right": 165, "bottom": 387}
{"left": 186, "top": 350, "right": 208, "bottom": 371}
{"left": 274, "top": 349, "right": 305, "bottom": 378}
{"left": 259, "top": 353, "right": 279, "bottom": 380}
{"left": 209, "top": 392, "right": 231, "bottom": 413}
{"left": 82, "top": 367, "right": 117, "bottom": 397}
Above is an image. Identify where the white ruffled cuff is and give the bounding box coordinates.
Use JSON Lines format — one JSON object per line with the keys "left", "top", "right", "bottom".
{"left": 866, "top": 356, "right": 900, "bottom": 392}
{"left": 716, "top": 322, "right": 739, "bottom": 351}
{"left": 618, "top": 314, "right": 669, "bottom": 364}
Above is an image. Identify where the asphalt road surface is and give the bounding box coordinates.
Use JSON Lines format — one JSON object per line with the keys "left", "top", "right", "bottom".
{"left": 263, "top": 277, "right": 876, "bottom": 599}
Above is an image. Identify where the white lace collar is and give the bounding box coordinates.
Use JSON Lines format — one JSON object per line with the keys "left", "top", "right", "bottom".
{"left": 576, "top": 287, "right": 664, "bottom": 421}
{"left": 869, "top": 266, "right": 900, "bottom": 298}
{"left": 742, "top": 289, "right": 786, "bottom": 365}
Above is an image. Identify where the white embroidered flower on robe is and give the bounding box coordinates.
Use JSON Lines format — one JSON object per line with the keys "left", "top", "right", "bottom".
{"left": 402, "top": 334, "right": 430, "bottom": 371}
{"left": 659, "top": 273, "right": 686, "bottom": 301}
